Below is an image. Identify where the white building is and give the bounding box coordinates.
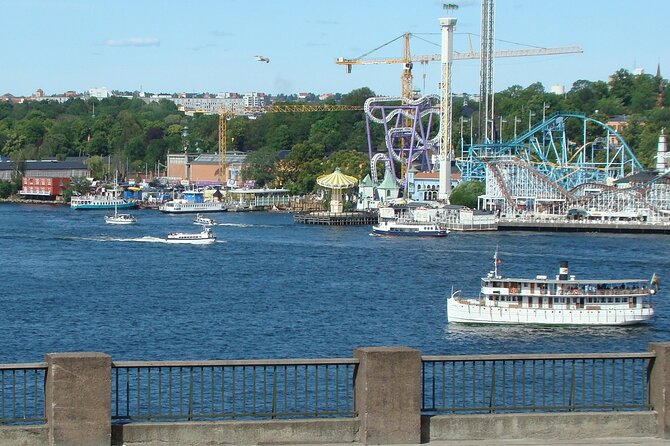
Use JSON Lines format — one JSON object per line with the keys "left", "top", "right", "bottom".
{"left": 89, "top": 87, "right": 112, "bottom": 99}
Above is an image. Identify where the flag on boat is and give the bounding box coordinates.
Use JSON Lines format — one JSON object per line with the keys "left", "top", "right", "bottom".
{"left": 651, "top": 273, "right": 659, "bottom": 289}
{"left": 494, "top": 248, "right": 502, "bottom": 266}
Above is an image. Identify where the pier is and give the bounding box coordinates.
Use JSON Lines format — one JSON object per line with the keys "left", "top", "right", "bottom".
{"left": 293, "top": 210, "right": 378, "bottom": 225}
{"left": 3, "top": 344, "right": 670, "bottom": 445}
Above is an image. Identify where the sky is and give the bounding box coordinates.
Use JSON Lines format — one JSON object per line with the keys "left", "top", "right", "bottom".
{"left": 1, "top": 0, "right": 668, "bottom": 98}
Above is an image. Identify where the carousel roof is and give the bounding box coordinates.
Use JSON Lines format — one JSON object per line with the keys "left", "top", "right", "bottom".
{"left": 316, "top": 168, "right": 358, "bottom": 189}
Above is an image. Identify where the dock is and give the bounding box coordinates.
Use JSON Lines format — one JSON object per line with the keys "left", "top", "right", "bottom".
{"left": 294, "top": 211, "right": 377, "bottom": 225}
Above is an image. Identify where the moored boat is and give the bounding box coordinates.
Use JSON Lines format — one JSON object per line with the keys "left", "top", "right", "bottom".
{"left": 71, "top": 196, "right": 137, "bottom": 210}
{"left": 165, "top": 226, "right": 216, "bottom": 245}
{"left": 372, "top": 219, "right": 448, "bottom": 237}
{"left": 447, "top": 250, "right": 657, "bottom": 326}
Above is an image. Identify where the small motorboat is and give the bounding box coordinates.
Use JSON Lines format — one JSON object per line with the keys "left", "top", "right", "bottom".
{"left": 166, "top": 227, "right": 216, "bottom": 245}
{"left": 193, "top": 213, "right": 216, "bottom": 226}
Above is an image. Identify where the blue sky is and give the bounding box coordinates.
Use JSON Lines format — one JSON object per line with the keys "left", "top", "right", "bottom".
{"left": 1, "top": 0, "right": 668, "bottom": 97}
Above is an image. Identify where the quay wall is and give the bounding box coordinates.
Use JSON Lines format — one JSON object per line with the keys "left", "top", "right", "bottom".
{"left": 2, "top": 345, "right": 670, "bottom": 445}
{"left": 498, "top": 219, "right": 670, "bottom": 234}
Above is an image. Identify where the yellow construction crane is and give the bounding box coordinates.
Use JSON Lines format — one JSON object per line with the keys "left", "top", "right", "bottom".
{"left": 335, "top": 32, "right": 582, "bottom": 100}
{"left": 218, "top": 104, "right": 363, "bottom": 184}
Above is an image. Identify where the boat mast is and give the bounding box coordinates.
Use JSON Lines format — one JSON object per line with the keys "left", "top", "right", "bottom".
{"left": 493, "top": 246, "right": 501, "bottom": 278}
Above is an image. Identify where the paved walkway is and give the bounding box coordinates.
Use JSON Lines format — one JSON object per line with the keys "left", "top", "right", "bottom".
{"left": 302, "top": 439, "right": 670, "bottom": 446}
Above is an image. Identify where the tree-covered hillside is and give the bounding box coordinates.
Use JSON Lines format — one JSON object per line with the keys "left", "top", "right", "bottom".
{"left": 1, "top": 68, "right": 668, "bottom": 195}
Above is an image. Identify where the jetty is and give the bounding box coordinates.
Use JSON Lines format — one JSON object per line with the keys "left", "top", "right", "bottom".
{"left": 293, "top": 210, "right": 377, "bottom": 225}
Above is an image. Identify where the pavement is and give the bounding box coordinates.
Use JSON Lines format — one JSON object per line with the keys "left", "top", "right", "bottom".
{"left": 296, "top": 439, "right": 670, "bottom": 446}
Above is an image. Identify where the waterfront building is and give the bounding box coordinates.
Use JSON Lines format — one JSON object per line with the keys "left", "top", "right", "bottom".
{"left": 166, "top": 152, "right": 248, "bottom": 187}
{"left": 20, "top": 177, "right": 71, "bottom": 200}
{"left": 0, "top": 157, "right": 88, "bottom": 182}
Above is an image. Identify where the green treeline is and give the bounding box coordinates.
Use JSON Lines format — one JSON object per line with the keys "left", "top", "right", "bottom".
{"left": 0, "top": 68, "right": 668, "bottom": 196}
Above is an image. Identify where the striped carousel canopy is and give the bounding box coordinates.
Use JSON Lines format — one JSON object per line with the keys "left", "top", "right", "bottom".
{"left": 316, "top": 168, "right": 358, "bottom": 190}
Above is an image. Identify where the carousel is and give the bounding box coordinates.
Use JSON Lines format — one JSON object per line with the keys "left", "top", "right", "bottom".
{"left": 293, "top": 168, "right": 377, "bottom": 225}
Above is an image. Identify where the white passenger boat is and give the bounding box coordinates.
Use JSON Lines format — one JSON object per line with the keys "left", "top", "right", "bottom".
{"left": 71, "top": 196, "right": 137, "bottom": 210}
{"left": 193, "top": 214, "right": 216, "bottom": 226}
{"left": 372, "top": 219, "right": 448, "bottom": 237}
{"left": 165, "top": 227, "right": 216, "bottom": 245}
{"left": 447, "top": 250, "right": 656, "bottom": 326}
{"left": 159, "top": 199, "right": 226, "bottom": 214}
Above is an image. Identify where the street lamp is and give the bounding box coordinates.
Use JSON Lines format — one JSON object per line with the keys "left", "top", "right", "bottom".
{"left": 528, "top": 111, "right": 536, "bottom": 132}
{"left": 499, "top": 116, "right": 507, "bottom": 142}
{"left": 514, "top": 116, "right": 521, "bottom": 139}
{"left": 542, "top": 102, "right": 550, "bottom": 122}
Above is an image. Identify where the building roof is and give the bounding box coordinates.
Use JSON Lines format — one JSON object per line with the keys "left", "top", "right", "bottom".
{"left": 414, "top": 171, "right": 439, "bottom": 180}
{"left": 0, "top": 157, "right": 88, "bottom": 171}
{"left": 377, "top": 168, "right": 398, "bottom": 190}
{"left": 614, "top": 170, "right": 657, "bottom": 185}
{"left": 360, "top": 174, "right": 374, "bottom": 187}
{"left": 192, "top": 152, "right": 247, "bottom": 164}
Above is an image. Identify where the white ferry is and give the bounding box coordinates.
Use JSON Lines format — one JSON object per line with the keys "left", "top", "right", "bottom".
{"left": 165, "top": 227, "right": 216, "bottom": 245}
{"left": 159, "top": 199, "right": 227, "bottom": 214}
{"left": 447, "top": 251, "right": 656, "bottom": 326}
{"left": 372, "top": 220, "right": 448, "bottom": 237}
{"left": 71, "top": 196, "right": 137, "bottom": 210}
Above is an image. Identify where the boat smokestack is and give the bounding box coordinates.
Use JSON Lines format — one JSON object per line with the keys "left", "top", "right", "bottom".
{"left": 657, "top": 128, "right": 667, "bottom": 173}
{"left": 559, "top": 261, "right": 569, "bottom": 280}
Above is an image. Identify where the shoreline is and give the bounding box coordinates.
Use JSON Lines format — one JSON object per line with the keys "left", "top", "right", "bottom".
{"left": 0, "top": 197, "right": 66, "bottom": 205}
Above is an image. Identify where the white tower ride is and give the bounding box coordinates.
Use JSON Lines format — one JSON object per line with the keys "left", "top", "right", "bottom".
{"left": 656, "top": 128, "right": 667, "bottom": 173}
{"left": 438, "top": 17, "right": 457, "bottom": 202}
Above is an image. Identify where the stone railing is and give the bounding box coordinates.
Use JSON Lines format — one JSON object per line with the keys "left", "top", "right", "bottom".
{"left": 2, "top": 344, "right": 670, "bottom": 445}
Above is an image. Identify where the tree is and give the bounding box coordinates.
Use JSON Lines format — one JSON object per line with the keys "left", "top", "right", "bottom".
{"left": 85, "top": 156, "right": 106, "bottom": 180}
{"left": 449, "top": 181, "right": 485, "bottom": 208}
{"left": 241, "top": 147, "right": 279, "bottom": 187}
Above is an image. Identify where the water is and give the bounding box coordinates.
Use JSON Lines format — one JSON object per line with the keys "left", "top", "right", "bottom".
{"left": 1, "top": 203, "right": 669, "bottom": 363}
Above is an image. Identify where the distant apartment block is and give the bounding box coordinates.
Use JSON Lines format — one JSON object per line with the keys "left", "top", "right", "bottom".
{"left": 89, "top": 87, "right": 112, "bottom": 99}
{"left": 244, "top": 92, "right": 266, "bottom": 108}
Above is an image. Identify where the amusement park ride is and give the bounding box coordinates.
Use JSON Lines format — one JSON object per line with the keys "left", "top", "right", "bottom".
{"left": 344, "top": 0, "right": 670, "bottom": 221}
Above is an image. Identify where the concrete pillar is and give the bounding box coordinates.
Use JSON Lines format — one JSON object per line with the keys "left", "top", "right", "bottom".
{"left": 649, "top": 343, "right": 670, "bottom": 438}
{"left": 353, "top": 346, "right": 421, "bottom": 445}
{"left": 45, "top": 352, "right": 112, "bottom": 446}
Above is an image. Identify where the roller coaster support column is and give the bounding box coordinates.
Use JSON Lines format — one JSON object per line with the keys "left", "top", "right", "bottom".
{"left": 439, "top": 17, "right": 457, "bottom": 202}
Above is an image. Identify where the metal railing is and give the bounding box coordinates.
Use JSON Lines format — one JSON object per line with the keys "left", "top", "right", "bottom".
{"left": 0, "top": 363, "right": 47, "bottom": 424}
{"left": 422, "top": 352, "right": 654, "bottom": 414}
{"left": 112, "top": 358, "right": 358, "bottom": 422}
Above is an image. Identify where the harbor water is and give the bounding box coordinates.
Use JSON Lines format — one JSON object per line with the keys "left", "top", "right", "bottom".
{"left": 1, "top": 203, "right": 670, "bottom": 363}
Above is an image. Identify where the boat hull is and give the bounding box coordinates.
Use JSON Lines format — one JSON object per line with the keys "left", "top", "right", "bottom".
{"left": 72, "top": 201, "right": 137, "bottom": 210}
{"left": 372, "top": 228, "right": 448, "bottom": 236}
{"left": 446, "top": 297, "right": 654, "bottom": 326}
{"left": 105, "top": 216, "right": 136, "bottom": 225}
{"left": 164, "top": 238, "right": 216, "bottom": 245}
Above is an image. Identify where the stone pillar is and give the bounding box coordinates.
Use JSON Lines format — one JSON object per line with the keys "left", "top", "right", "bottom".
{"left": 45, "top": 352, "right": 112, "bottom": 446}
{"left": 353, "top": 346, "right": 421, "bottom": 445}
{"left": 649, "top": 343, "right": 670, "bottom": 438}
